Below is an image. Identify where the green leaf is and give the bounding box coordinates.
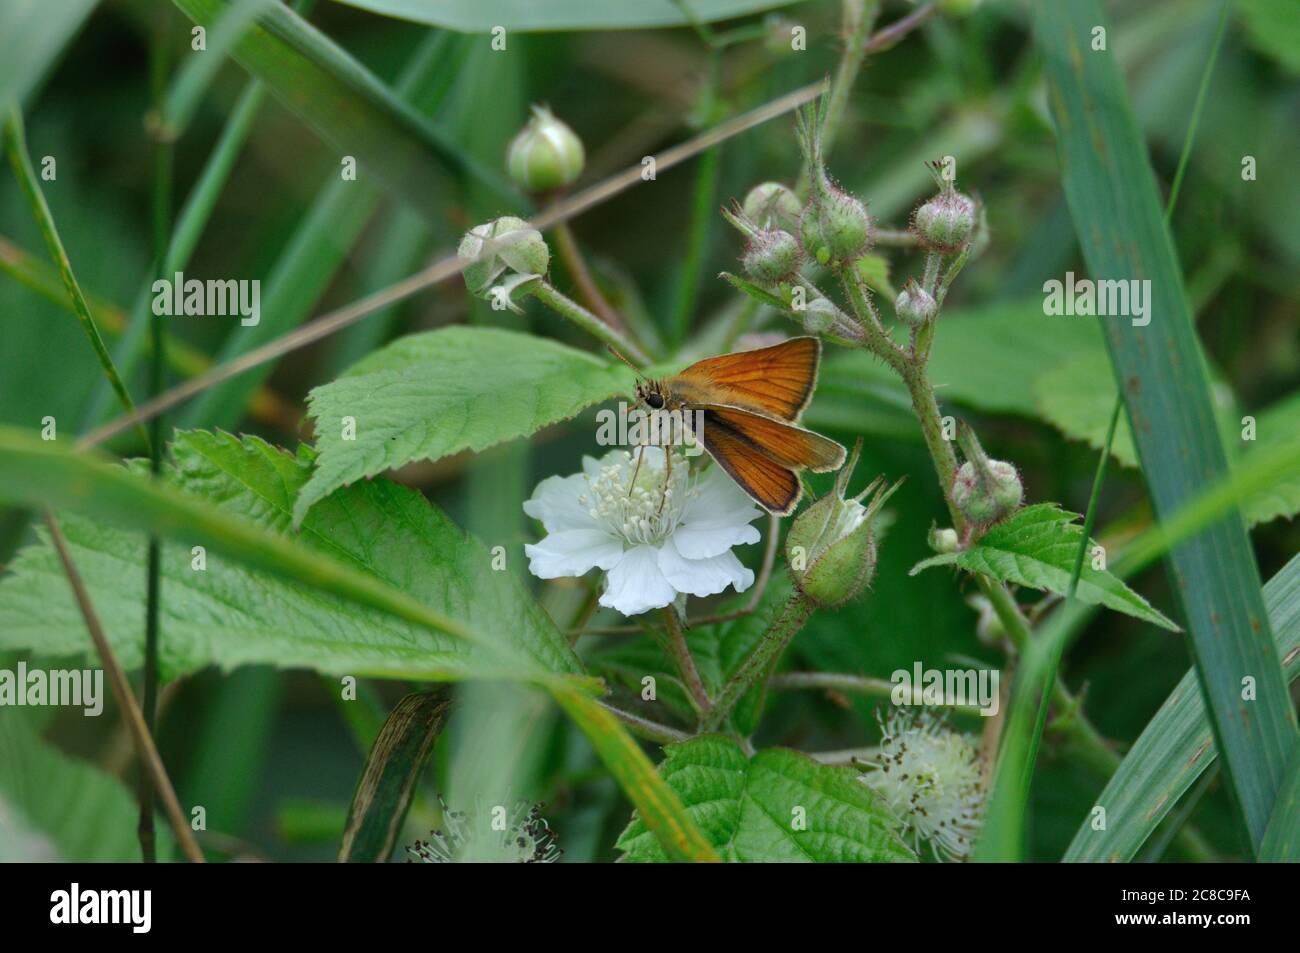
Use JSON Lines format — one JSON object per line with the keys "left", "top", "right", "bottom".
{"left": 719, "top": 271, "right": 789, "bottom": 311}
{"left": 0, "top": 429, "right": 582, "bottom": 681}
{"left": 911, "top": 504, "right": 1178, "bottom": 631}
{"left": 295, "top": 326, "right": 633, "bottom": 525}
{"left": 854, "top": 253, "right": 896, "bottom": 300}
{"left": 1033, "top": 352, "right": 1140, "bottom": 467}
{"left": 0, "top": 0, "right": 97, "bottom": 108}
{"left": 0, "top": 427, "right": 717, "bottom": 864}
{"left": 616, "top": 735, "right": 914, "bottom": 863}
{"left": 1260, "top": 747, "right": 1300, "bottom": 862}
{"left": 1242, "top": 391, "right": 1300, "bottom": 527}
{"left": 0, "top": 710, "right": 171, "bottom": 862}
{"left": 1038, "top": 0, "right": 1298, "bottom": 852}
{"left": 170, "top": 0, "right": 514, "bottom": 219}
{"left": 1064, "top": 553, "right": 1300, "bottom": 862}
{"left": 339, "top": 691, "right": 448, "bottom": 862}
{"left": 328, "top": 0, "right": 802, "bottom": 32}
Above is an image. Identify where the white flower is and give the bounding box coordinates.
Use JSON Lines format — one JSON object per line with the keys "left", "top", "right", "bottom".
{"left": 407, "top": 800, "right": 561, "bottom": 863}
{"left": 859, "top": 709, "right": 985, "bottom": 862}
{"left": 523, "top": 447, "right": 762, "bottom": 616}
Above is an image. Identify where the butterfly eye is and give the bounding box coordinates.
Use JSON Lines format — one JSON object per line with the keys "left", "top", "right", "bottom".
{"left": 645, "top": 392, "right": 664, "bottom": 409}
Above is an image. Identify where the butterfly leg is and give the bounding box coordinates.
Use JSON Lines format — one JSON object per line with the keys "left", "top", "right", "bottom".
{"left": 657, "top": 440, "right": 672, "bottom": 515}
{"left": 627, "top": 441, "right": 646, "bottom": 497}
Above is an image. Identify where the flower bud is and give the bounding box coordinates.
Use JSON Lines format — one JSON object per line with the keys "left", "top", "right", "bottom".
{"left": 928, "top": 524, "right": 959, "bottom": 554}
{"left": 458, "top": 216, "right": 550, "bottom": 298}
{"left": 742, "top": 228, "right": 802, "bottom": 284}
{"left": 894, "top": 279, "right": 937, "bottom": 326}
{"left": 786, "top": 440, "right": 901, "bottom": 608}
{"left": 742, "top": 181, "right": 802, "bottom": 233}
{"left": 912, "top": 186, "right": 976, "bottom": 252}
{"left": 952, "top": 421, "right": 1023, "bottom": 527}
{"left": 507, "top": 105, "right": 585, "bottom": 193}
{"left": 800, "top": 296, "right": 838, "bottom": 335}
{"left": 801, "top": 188, "right": 872, "bottom": 266}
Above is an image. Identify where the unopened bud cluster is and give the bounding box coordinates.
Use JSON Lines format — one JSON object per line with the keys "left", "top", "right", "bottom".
{"left": 912, "top": 177, "right": 977, "bottom": 253}
{"left": 507, "top": 105, "right": 585, "bottom": 193}
{"left": 951, "top": 422, "right": 1023, "bottom": 527}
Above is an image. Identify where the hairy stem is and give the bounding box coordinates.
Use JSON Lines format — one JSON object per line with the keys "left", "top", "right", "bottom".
{"left": 704, "top": 592, "right": 814, "bottom": 731}
{"left": 533, "top": 281, "right": 651, "bottom": 366}
{"left": 660, "top": 608, "right": 713, "bottom": 720}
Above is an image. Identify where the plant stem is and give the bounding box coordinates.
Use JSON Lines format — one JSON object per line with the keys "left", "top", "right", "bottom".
{"left": 533, "top": 281, "right": 651, "bottom": 366}
{"left": 820, "top": 0, "right": 879, "bottom": 160}
{"left": 44, "top": 512, "right": 205, "bottom": 863}
{"left": 770, "top": 671, "right": 985, "bottom": 718}
{"left": 598, "top": 700, "right": 691, "bottom": 745}
{"left": 704, "top": 592, "right": 814, "bottom": 731}
{"left": 660, "top": 608, "right": 712, "bottom": 720}
{"left": 863, "top": 1, "right": 936, "bottom": 54}
{"left": 552, "top": 219, "right": 628, "bottom": 334}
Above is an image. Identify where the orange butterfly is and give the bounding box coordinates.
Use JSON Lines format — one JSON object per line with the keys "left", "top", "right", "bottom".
{"left": 628, "top": 336, "right": 846, "bottom": 515}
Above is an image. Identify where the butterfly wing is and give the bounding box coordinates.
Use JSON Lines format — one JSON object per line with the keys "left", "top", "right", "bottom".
{"left": 671, "top": 336, "right": 820, "bottom": 421}
{"left": 697, "top": 414, "right": 802, "bottom": 515}
{"left": 702, "top": 406, "right": 846, "bottom": 472}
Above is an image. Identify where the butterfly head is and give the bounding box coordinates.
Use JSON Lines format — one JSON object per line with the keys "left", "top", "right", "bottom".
{"left": 635, "top": 379, "right": 666, "bottom": 410}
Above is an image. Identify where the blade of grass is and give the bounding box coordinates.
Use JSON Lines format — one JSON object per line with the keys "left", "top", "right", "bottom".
{"left": 1032, "top": 0, "right": 1296, "bottom": 854}
{"left": 43, "top": 512, "right": 205, "bottom": 863}
{"left": 1, "top": 103, "right": 147, "bottom": 447}
{"left": 1259, "top": 748, "right": 1300, "bottom": 862}
{"left": 0, "top": 235, "right": 296, "bottom": 428}
{"left": 171, "top": 0, "right": 516, "bottom": 216}
{"left": 339, "top": 691, "right": 448, "bottom": 862}
{"left": 1066, "top": 553, "right": 1300, "bottom": 862}
{"left": 0, "top": 0, "right": 97, "bottom": 108}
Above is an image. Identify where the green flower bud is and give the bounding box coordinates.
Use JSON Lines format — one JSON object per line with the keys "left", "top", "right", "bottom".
{"left": 785, "top": 440, "right": 901, "bottom": 608}
{"left": 801, "top": 296, "right": 838, "bottom": 334}
{"left": 742, "top": 228, "right": 802, "bottom": 284}
{"left": 742, "top": 181, "right": 802, "bottom": 233}
{"left": 952, "top": 460, "right": 1022, "bottom": 526}
{"left": 507, "top": 105, "right": 585, "bottom": 193}
{"left": 801, "top": 188, "right": 872, "bottom": 266}
{"left": 894, "top": 278, "right": 937, "bottom": 326}
{"left": 912, "top": 187, "right": 976, "bottom": 252}
{"left": 928, "top": 524, "right": 959, "bottom": 554}
{"left": 458, "top": 216, "right": 550, "bottom": 298}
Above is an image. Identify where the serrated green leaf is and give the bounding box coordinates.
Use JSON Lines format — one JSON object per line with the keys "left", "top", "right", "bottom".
{"left": 617, "top": 735, "right": 914, "bottom": 863}
{"left": 0, "top": 710, "right": 172, "bottom": 862}
{"left": 1242, "top": 391, "right": 1300, "bottom": 527}
{"left": 1064, "top": 552, "right": 1300, "bottom": 862}
{"left": 328, "top": 0, "right": 801, "bottom": 32}
{"left": 911, "top": 504, "right": 1178, "bottom": 631}
{"left": 0, "top": 430, "right": 582, "bottom": 681}
{"left": 295, "top": 326, "right": 633, "bottom": 525}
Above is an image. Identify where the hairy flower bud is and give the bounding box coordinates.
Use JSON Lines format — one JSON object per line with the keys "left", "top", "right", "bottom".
{"left": 912, "top": 186, "right": 976, "bottom": 252}
{"left": 742, "top": 181, "right": 802, "bottom": 233}
{"left": 894, "top": 278, "right": 937, "bottom": 326}
{"left": 952, "top": 421, "right": 1023, "bottom": 526}
{"left": 458, "top": 216, "right": 549, "bottom": 298}
{"left": 801, "top": 188, "right": 872, "bottom": 266}
{"left": 800, "top": 296, "right": 838, "bottom": 334}
{"left": 786, "top": 440, "right": 900, "bottom": 607}
{"left": 507, "top": 105, "right": 585, "bottom": 193}
{"left": 742, "top": 228, "right": 802, "bottom": 283}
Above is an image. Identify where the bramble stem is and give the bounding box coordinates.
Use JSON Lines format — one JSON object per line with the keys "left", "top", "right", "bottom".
{"left": 704, "top": 592, "right": 814, "bottom": 731}
{"left": 534, "top": 281, "right": 651, "bottom": 367}
{"left": 660, "top": 608, "right": 713, "bottom": 720}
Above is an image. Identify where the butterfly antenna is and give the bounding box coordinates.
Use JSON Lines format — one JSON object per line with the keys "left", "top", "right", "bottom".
{"left": 606, "top": 344, "right": 643, "bottom": 378}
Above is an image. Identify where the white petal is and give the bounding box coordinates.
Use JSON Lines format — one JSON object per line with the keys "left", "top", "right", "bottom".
{"left": 522, "top": 472, "right": 599, "bottom": 533}
{"left": 524, "top": 530, "right": 623, "bottom": 579}
{"left": 599, "top": 545, "right": 677, "bottom": 616}
{"left": 673, "top": 466, "right": 763, "bottom": 559}
{"left": 658, "top": 541, "right": 754, "bottom": 599}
